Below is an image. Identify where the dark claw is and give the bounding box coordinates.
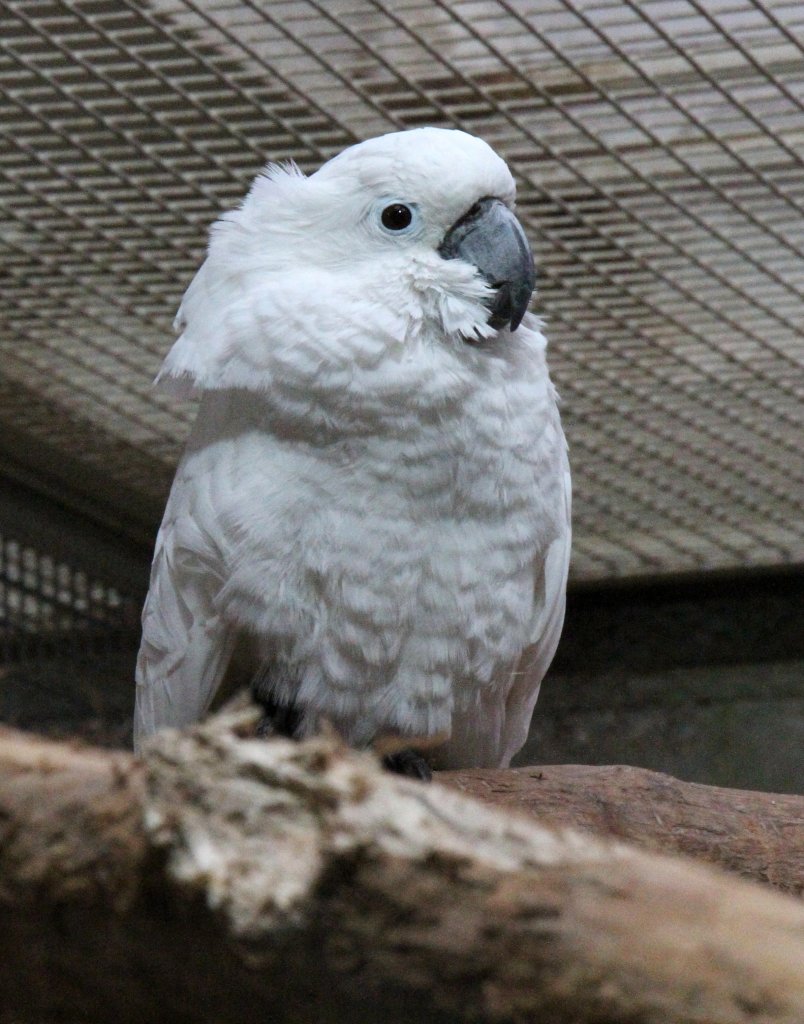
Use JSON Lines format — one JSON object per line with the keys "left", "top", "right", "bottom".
{"left": 253, "top": 693, "right": 304, "bottom": 740}
{"left": 383, "top": 748, "right": 433, "bottom": 782}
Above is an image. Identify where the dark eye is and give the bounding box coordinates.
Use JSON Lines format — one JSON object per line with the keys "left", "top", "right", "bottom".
{"left": 381, "top": 203, "right": 413, "bottom": 231}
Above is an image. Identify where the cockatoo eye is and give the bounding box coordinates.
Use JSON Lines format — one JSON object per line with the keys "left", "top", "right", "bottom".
{"left": 380, "top": 203, "right": 414, "bottom": 231}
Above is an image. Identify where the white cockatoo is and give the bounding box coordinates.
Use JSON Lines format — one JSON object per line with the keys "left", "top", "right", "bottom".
{"left": 134, "top": 127, "right": 571, "bottom": 775}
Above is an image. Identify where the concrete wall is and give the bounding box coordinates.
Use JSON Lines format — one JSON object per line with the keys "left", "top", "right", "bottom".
{"left": 518, "top": 574, "right": 804, "bottom": 794}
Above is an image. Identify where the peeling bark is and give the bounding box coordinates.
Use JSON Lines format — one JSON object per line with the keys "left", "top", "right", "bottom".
{"left": 1, "top": 715, "right": 803, "bottom": 1024}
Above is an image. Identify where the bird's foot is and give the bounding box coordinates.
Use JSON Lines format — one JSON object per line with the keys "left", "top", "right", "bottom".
{"left": 382, "top": 747, "right": 433, "bottom": 782}
{"left": 254, "top": 695, "right": 304, "bottom": 740}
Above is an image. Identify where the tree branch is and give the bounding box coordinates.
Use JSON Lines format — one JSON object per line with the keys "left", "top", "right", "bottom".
{"left": 1, "top": 715, "right": 802, "bottom": 1024}
{"left": 442, "top": 763, "right": 804, "bottom": 896}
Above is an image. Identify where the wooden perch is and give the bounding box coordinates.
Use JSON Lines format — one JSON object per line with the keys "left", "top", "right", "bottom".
{"left": 1, "top": 715, "right": 803, "bottom": 1024}
{"left": 442, "top": 763, "right": 804, "bottom": 896}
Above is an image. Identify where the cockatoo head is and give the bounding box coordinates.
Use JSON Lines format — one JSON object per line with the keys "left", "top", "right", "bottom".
{"left": 159, "top": 129, "right": 539, "bottom": 413}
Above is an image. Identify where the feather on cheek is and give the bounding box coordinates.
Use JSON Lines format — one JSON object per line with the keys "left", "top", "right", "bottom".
{"left": 407, "top": 257, "right": 498, "bottom": 343}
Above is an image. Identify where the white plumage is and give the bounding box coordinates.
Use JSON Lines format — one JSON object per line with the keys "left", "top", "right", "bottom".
{"left": 134, "top": 127, "right": 571, "bottom": 769}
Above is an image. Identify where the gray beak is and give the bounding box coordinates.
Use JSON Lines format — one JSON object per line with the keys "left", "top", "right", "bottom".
{"left": 438, "top": 197, "right": 535, "bottom": 332}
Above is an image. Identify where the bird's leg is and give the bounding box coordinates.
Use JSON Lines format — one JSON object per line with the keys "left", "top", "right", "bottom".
{"left": 254, "top": 694, "right": 304, "bottom": 739}
{"left": 253, "top": 665, "right": 432, "bottom": 781}
{"left": 382, "top": 748, "right": 433, "bottom": 782}
{"left": 251, "top": 666, "right": 304, "bottom": 739}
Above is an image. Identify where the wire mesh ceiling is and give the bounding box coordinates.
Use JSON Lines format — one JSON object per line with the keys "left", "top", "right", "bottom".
{"left": 1, "top": 0, "right": 802, "bottom": 582}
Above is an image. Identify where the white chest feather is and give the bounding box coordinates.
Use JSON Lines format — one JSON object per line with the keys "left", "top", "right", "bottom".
{"left": 166, "top": 325, "right": 568, "bottom": 751}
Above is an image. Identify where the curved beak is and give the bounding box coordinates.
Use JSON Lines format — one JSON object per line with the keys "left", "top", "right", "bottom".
{"left": 438, "top": 197, "right": 535, "bottom": 332}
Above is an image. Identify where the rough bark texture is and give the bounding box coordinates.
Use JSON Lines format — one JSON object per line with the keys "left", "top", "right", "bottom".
{"left": 1, "top": 714, "right": 803, "bottom": 1024}
{"left": 442, "top": 764, "right": 804, "bottom": 896}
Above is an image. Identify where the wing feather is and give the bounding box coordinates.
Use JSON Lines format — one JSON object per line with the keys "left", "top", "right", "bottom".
{"left": 133, "top": 486, "right": 236, "bottom": 751}
{"left": 499, "top": 466, "right": 572, "bottom": 767}
{"left": 434, "top": 463, "right": 572, "bottom": 770}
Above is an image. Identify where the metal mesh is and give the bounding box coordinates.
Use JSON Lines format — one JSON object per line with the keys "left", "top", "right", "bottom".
{"left": 0, "top": 532, "right": 139, "bottom": 658}
{"left": 0, "top": 526, "right": 140, "bottom": 743}
{"left": 1, "top": 0, "right": 802, "bottom": 582}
